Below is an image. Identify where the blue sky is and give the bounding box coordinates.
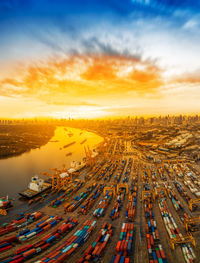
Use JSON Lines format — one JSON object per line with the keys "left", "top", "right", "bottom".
{"left": 1, "top": 0, "right": 200, "bottom": 67}
{"left": 0, "top": 0, "right": 200, "bottom": 118}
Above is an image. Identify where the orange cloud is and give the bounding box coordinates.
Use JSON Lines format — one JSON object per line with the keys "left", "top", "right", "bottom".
{"left": 171, "top": 70, "right": 200, "bottom": 84}
{"left": 0, "top": 54, "right": 163, "bottom": 107}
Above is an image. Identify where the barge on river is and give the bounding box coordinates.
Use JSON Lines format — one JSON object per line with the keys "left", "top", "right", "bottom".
{"left": 63, "top": 141, "right": 76, "bottom": 148}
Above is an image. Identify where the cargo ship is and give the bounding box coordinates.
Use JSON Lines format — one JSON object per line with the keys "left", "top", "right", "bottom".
{"left": 68, "top": 132, "right": 73, "bottom": 137}
{"left": 0, "top": 197, "right": 11, "bottom": 209}
{"left": 80, "top": 139, "right": 87, "bottom": 144}
{"left": 63, "top": 141, "right": 76, "bottom": 148}
{"left": 19, "top": 176, "right": 51, "bottom": 199}
{"left": 68, "top": 160, "right": 86, "bottom": 174}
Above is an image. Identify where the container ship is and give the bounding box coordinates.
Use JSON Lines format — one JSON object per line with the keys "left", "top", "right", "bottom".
{"left": 68, "top": 160, "right": 86, "bottom": 173}
{"left": 0, "top": 197, "right": 11, "bottom": 209}
{"left": 63, "top": 141, "right": 76, "bottom": 148}
{"left": 19, "top": 176, "right": 51, "bottom": 199}
{"left": 66, "top": 152, "right": 72, "bottom": 157}
{"left": 80, "top": 139, "right": 87, "bottom": 144}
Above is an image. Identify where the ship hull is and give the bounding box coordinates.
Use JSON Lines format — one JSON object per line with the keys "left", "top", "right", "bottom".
{"left": 19, "top": 184, "right": 51, "bottom": 199}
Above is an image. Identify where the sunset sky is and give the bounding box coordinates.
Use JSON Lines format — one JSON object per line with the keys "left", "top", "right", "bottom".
{"left": 0, "top": 0, "right": 200, "bottom": 118}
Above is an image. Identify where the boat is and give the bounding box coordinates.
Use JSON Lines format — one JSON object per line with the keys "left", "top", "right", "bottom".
{"left": 66, "top": 152, "right": 72, "bottom": 157}
{"left": 19, "top": 176, "right": 51, "bottom": 199}
{"left": 68, "top": 132, "right": 73, "bottom": 137}
{"left": 68, "top": 160, "right": 86, "bottom": 174}
{"left": 63, "top": 141, "right": 76, "bottom": 148}
{"left": 80, "top": 139, "right": 87, "bottom": 144}
{"left": 0, "top": 197, "right": 11, "bottom": 209}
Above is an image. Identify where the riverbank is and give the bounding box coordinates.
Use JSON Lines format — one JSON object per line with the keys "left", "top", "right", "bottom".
{"left": 0, "top": 124, "right": 55, "bottom": 159}
{"left": 0, "top": 126, "right": 103, "bottom": 200}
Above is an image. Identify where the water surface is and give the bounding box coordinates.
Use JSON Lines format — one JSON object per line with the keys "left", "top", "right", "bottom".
{"left": 0, "top": 127, "right": 103, "bottom": 200}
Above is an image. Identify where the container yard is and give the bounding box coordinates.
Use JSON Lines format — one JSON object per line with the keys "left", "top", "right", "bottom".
{"left": 1, "top": 135, "right": 200, "bottom": 263}
{"left": 2, "top": 0, "right": 200, "bottom": 258}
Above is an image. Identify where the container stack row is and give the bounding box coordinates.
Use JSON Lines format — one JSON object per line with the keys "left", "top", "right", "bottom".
{"left": 38, "top": 220, "right": 96, "bottom": 263}
{"left": 110, "top": 222, "right": 134, "bottom": 263}
{"left": 110, "top": 193, "right": 124, "bottom": 220}
{"left": 93, "top": 191, "right": 112, "bottom": 218}
{"left": 51, "top": 182, "right": 84, "bottom": 208}
{"left": 78, "top": 222, "right": 112, "bottom": 262}
{"left": 79, "top": 184, "right": 105, "bottom": 215}
{"left": 122, "top": 158, "right": 133, "bottom": 183}
{"left": 0, "top": 218, "right": 78, "bottom": 263}
{"left": 0, "top": 212, "right": 43, "bottom": 236}
{"left": 126, "top": 175, "right": 138, "bottom": 222}
{"left": 159, "top": 199, "right": 196, "bottom": 263}
{"left": 114, "top": 160, "right": 127, "bottom": 183}
{"left": 17, "top": 215, "right": 62, "bottom": 242}
{"left": 143, "top": 193, "right": 168, "bottom": 263}
{"left": 65, "top": 183, "right": 97, "bottom": 212}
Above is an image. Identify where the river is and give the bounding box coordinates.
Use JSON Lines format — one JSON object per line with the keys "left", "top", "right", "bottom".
{"left": 0, "top": 126, "right": 103, "bottom": 200}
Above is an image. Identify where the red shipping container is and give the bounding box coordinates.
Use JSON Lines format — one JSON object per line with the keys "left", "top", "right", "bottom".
{"left": 22, "top": 248, "right": 36, "bottom": 258}
{"left": 159, "top": 249, "right": 166, "bottom": 259}
{"left": 0, "top": 245, "right": 12, "bottom": 252}
{"left": 114, "top": 254, "right": 121, "bottom": 263}
{"left": 85, "top": 245, "right": 93, "bottom": 255}
{"left": 116, "top": 241, "right": 121, "bottom": 252}
{"left": 15, "top": 244, "right": 33, "bottom": 254}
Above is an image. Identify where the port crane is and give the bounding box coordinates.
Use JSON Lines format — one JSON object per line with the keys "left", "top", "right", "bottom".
{"left": 117, "top": 183, "right": 128, "bottom": 195}
{"left": 170, "top": 234, "right": 196, "bottom": 250}
{"left": 162, "top": 159, "right": 185, "bottom": 165}
{"left": 0, "top": 209, "right": 7, "bottom": 216}
{"left": 184, "top": 216, "right": 200, "bottom": 231}
{"left": 41, "top": 164, "right": 73, "bottom": 192}
{"left": 142, "top": 191, "right": 155, "bottom": 201}
{"left": 84, "top": 146, "right": 96, "bottom": 167}
{"left": 103, "top": 186, "right": 116, "bottom": 197}
{"left": 97, "top": 140, "right": 108, "bottom": 156}
{"left": 40, "top": 172, "right": 58, "bottom": 191}
{"left": 154, "top": 187, "right": 167, "bottom": 199}
{"left": 188, "top": 198, "right": 200, "bottom": 211}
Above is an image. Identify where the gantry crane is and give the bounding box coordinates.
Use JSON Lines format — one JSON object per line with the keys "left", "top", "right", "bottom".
{"left": 84, "top": 146, "right": 96, "bottom": 167}
{"left": 40, "top": 172, "right": 58, "bottom": 190}
{"left": 104, "top": 186, "right": 116, "bottom": 197}
{"left": 154, "top": 187, "right": 167, "bottom": 199}
{"left": 184, "top": 216, "right": 200, "bottom": 231}
{"left": 162, "top": 159, "right": 184, "bottom": 165}
{"left": 117, "top": 183, "right": 128, "bottom": 195}
{"left": 0, "top": 209, "right": 7, "bottom": 216}
{"left": 188, "top": 198, "right": 200, "bottom": 211}
{"left": 170, "top": 234, "right": 196, "bottom": 250}
{"left": 97, "top": 140, "right": 108, "bottom": 156}
{"left": 41, "top": 164, "right": 73, "bottom": 192}
{"left": 142, "top": 191, "right": 155, "bottom": 201}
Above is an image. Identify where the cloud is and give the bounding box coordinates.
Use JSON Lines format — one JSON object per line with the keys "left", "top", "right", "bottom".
{"left": 1, "top": 0, "right": 200, "bottom": 117}
{"left": 171, "top": 70, "right": 200, "bottom": 84}
{"left": 0, "top": 54, "right": 163, "bottom": 106}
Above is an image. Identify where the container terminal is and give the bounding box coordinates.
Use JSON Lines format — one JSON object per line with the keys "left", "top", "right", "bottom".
{"left": 0, "top": 128, "right": 200, "bottom": 263}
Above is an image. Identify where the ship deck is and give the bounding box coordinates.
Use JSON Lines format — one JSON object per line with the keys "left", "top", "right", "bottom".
{"left": 19, "top": 182, "right": 51, "bottom": 199}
